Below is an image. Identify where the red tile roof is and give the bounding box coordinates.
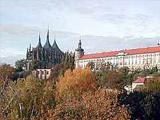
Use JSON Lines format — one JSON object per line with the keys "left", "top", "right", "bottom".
{"left": 134, "top": 78, "right": 146, "bottom": 83}
{"left": 80, "top": 46, "right": 160, "bottom": 60}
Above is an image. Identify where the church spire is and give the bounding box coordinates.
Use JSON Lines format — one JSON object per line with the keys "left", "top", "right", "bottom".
{"left": 43, "top": 29, "right": 52, "bottom": 49}
{"left": 52, "top": 37, "right": 62, "bottom": 52}
{"left": 47, "top": 29, "right": 49, "bottom": 42}
{"left": 36, "top": 33, "right": 42, "bottom": 48}
{"left": 76, "top": 36, "right": 84, "bottom": 51}
{"left": 29, "top": 44, "right": 31, "bottom": 51}
{"left": 78, "top": 36, "right": 82, "bottom": 49}
{"left": 75, "top": 36, "right": 84, "bottom": 60}
{"left": 158, "top": 39, "right": 160, "bottom": 45}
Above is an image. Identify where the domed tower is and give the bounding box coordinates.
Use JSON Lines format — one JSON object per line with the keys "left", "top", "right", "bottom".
{"left": 75, "top": 39, "right": 84, "bottom": 60}
{"left": 75, "top": 38, "right": 84, "bottom": 68}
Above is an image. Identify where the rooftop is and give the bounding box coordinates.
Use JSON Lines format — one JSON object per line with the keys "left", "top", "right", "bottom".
{"left": 133, "top": 78, "right": 146, "bottom": 83}
{"left": 80, "top": 46, "right": 160, "bottom": 60}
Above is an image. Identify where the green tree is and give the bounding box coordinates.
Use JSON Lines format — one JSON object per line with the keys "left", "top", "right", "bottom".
{"left": 15, "top": 59, "right": 26, "bottom": 72}
{"left": 51, "top": 51, "right": 75, "bottom": 78}
{"left": 96, "top": 67, "right": 130, "bottom": 90}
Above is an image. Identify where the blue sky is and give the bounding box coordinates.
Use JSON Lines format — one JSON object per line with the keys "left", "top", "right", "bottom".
{"left": 0, "top": 0, "right": 160, "bottom": 65}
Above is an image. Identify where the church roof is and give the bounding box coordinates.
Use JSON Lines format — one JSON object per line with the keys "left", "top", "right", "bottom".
{"left": 36, "top": 34, "right": 42, "bottom": 48}
{"left": 43, "top": 30, "right": 52, "bottom": 49}
{"left": 43, "top": 40, "right": 52, "bottom": 49}
{"left": 52, "top": 39, "right": 63, "bottom": 53}
{"left": 52, "top": 39, "right": 59, "bottom": 49}
{"left": 80, "top": 46, "right": 160, "bottom": 60}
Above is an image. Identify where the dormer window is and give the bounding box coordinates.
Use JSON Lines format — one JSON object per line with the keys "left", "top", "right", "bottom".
{"left": 117, "top": 52, "right": 127, "bottom": 56}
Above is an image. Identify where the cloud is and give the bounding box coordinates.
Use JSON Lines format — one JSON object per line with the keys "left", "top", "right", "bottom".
{"left": 0, "top": 48, "right": 25, "bottom": 66}
{"left": 0, "top": 55, "right": 24, "bottom": 66}
{"left": 0, "top": 24, "right": 38, "bottom": 37}
{"left": 0, "top": 0, "right": 160, "bottom": 65}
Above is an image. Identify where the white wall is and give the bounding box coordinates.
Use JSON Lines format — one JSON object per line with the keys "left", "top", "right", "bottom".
{"left": 76, "top": 52, "right": 160, "bottom": 70}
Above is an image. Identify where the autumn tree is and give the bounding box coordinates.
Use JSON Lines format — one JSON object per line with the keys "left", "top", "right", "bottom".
{"left": 0, "top": 75, "right": 57, "bottom": 119}
{"left": 86, "top": 62, "right": 95, "bottom": 70}
{"left": 52, "top": 68, "right": 130, "bottom": 119}
{"left": 56, "top": 68, "right": 97, "bottom": 101}
{"left": 52, "top": 89, "right": 130, "bottom": 120}
{"left": 0, "top": 64, "right": 15, "bottom": 98}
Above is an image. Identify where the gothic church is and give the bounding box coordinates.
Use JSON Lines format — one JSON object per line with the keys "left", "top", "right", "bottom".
{"left": 26, "top": 30, "right": 64, "bottom": 70}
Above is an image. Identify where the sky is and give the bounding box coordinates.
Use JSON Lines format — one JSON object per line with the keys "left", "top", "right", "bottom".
{"left": 0, "top": 0, "right": 160, "bottom": 66}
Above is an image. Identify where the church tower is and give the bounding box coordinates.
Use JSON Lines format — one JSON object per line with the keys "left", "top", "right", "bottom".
{"left": 43, "top": 29, "right": 52, "bottom": 49}
{"left": 75, "top": 38, "right": 84, "bottom": 68}
{"left": 75, "top": 38, "right": 84, "bottom": 60}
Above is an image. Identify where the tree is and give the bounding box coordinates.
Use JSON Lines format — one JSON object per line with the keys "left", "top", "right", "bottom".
{"left": 86, "top": 62, "right": 95, "bottom": 70}
{"left": 15, "top": 59, "right": 26, "bottom": 72}
{"left": 56, "top": 68, "right": 97, "bottom": 101}
{"left": 52, "top": 89, "right": 130, "bottom": 120}
{"left": 0, "top": 75, "right": 57, "bottom": 119}
{"left": 118, "top": 91, "right": 160, "bottom": 120}
{"left": 31, "top": 60, "right": 40, "bottom": 70}
{"left": 96, "top": 68, "right": 128, "bottom": 90}
{"left": 0, "top": 64, "right": 15, "bottom": 97}
{"left": 141, "top": 75, "right": 160, "bottom": 93}
{"left": 51, "top": 52, "right": 75, "bottom": 78}
{"left": 119, "top": 76, "right": 160, "bottom": 120}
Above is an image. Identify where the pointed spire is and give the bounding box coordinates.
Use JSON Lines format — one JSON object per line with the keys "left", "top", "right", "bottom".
{"left": 158, "top": 39, "right": 160, "bottom": 45}
{"left": 76, "top": 36, "right": 84, "bottom": 52}
{"left": 43, "top": 29, "right": 52, "bottom": 49}
{"left": 47, "top": 28, "right": 49, "bottom": 42}
{"left": 36, "top": 33, "right": 42, "bottom": 48}
{"left": 52, "top": 37, "right": 61, "bottom": 52}
{"left": 78, "top": 36, "right": 82, "bottom": 49}
{"left": 54, "top": 36, "right": 56, "bottom": 41}
{"left": 29, "top": 44, "right": 31, "bottom": 51}
{"left": 26, "top": 48, "right": 29, "bottom": 59}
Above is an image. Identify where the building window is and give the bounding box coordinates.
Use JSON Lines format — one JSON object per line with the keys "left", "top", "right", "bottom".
{"left": 135, "top": 60, "right": 137, "bottom": 64}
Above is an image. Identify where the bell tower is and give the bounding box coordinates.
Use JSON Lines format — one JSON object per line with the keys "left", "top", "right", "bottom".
{"left": 75, "top": 38, "right": 84, "bottom": 60}
{"left": 75, "top": 37, "right": 84, "bottom": 68}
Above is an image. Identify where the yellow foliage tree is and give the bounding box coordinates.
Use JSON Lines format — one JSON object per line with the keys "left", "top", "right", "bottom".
{"left": 0, "top": 75, "right": 56, "bottom": 119}
{"left": 56, "top": 68, "right": 97, "bottom": 101}
{"left": 52, "top": 89, "right": 130, "bottom": 120}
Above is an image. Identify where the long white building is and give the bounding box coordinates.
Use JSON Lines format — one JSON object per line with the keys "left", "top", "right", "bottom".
{"left": 75, "top": 40, "right": 160, "bottom": 70}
